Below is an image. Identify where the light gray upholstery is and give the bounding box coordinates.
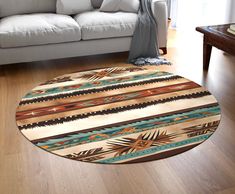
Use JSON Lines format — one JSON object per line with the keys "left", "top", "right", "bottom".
{"left": 0, "top": 0, "right": 168, "bottom": 65}
{"left": 74, "top": 11, "right": 138, "bottom": 40}
{"left": 151, "top": 0, "right": 168, "bottom": 48}
{"left": 100, "top": 0, "right": 140, "bottom": 13}
{"left": 0, "top": 14, "right": 81, "bottom": 48}
{"left": 0, "top": 37, "right": 132, "bottom": 65}
{"left": 56, "top": 0, "right": 93, "bottom": 15}
{"left": 0, "top": 0, "right": 56, "bottom": 18}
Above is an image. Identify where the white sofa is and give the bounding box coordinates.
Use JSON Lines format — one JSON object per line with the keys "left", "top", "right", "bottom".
{"left": 0, "top": 0, "right": 168, "bottom": 65}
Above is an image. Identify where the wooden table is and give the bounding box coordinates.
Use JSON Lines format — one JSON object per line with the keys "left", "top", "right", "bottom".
{"left": 196, "top": 24, "right": 235, "bottom": 70}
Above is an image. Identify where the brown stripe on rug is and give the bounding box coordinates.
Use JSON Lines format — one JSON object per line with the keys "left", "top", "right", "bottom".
{"left": 18, "top": 77, "right": 188, "bottom": 111}
{"left": 16, "top": 81, "right": 199, "bottom": 120}
{"left": 31, "top": 103, "right": 219, "bottom": 143}
{"left": 17, "top": 89, "right": 210, "bottom": 129}
{"left": 20, "top": 74, "right": 181, "bottom": 105}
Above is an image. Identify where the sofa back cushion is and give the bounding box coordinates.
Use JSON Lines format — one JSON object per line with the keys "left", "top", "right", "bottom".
{"left": 91, "top": 0, "right": 103, "bottom": 9}
{"left": 56, "top": 0, "right": 93, "bottom": 15}
{"left": 0, "top": 0, "right": 56, "bottom": 18}
{"left": 100, "top": 0, "right": 139, "bottom": 13}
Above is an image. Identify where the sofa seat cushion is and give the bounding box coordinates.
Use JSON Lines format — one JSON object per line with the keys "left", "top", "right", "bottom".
{"left": 0, "top": 14, "right": 81, "bottom": 48}
{"left": 74, "top": 11, "right": 138, "bottom": 40}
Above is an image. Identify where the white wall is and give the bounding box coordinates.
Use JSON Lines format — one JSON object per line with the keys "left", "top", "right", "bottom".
{"left": 170, "top": 0, "right": 234, "bottom": 30}
{"left": 228, "top": 0, "right": 235, "bottom": 22}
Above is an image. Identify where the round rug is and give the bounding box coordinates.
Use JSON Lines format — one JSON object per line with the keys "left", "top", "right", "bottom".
{"left": 16, "top": 67, "right": 221, "bottom": 164}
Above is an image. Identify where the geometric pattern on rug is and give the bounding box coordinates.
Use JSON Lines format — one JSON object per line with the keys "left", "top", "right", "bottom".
{"left": 16, "top": 66, "right": 221, "bottom": 164}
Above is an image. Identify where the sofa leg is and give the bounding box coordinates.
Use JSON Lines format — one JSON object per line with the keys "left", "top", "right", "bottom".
{"left": 160, "top": 47, "right": 167, "bottom": 55}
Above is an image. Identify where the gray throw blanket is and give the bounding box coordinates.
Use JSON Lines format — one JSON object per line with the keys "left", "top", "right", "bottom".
{"left": 128, "top": 0, "right": 170, "bottom": 66}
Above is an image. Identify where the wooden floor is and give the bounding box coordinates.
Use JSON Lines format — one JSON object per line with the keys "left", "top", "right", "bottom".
{"left": 1, "top": 28, "right": 235, "bottom": 194}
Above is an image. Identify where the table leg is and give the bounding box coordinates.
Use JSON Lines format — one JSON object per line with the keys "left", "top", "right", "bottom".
{"left": 203, "top": 36, "right": 212, "bottom": 70}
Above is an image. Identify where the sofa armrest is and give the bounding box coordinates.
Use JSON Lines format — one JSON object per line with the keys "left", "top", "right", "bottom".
{"left": 151, "top": 0, "right": 168, "bottom": 49}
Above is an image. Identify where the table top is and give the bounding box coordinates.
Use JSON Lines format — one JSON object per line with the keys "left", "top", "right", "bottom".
{"left": 196, "top": 23, "right": 235, "bottom": 40}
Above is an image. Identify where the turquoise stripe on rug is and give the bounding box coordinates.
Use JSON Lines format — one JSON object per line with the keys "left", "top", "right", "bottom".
{"left": 24, "top": 72, "right": 173, "bottom": 99}
{"left": 98, "top": 134, "right": 211, "bottom": 163}
{"left": 38, "top": 105, "right": 220, "bottom": 151}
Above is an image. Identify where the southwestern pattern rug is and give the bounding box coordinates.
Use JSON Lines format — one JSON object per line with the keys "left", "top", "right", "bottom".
{"left": 16, "top": 66, "right": 221, "bottom": 164}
